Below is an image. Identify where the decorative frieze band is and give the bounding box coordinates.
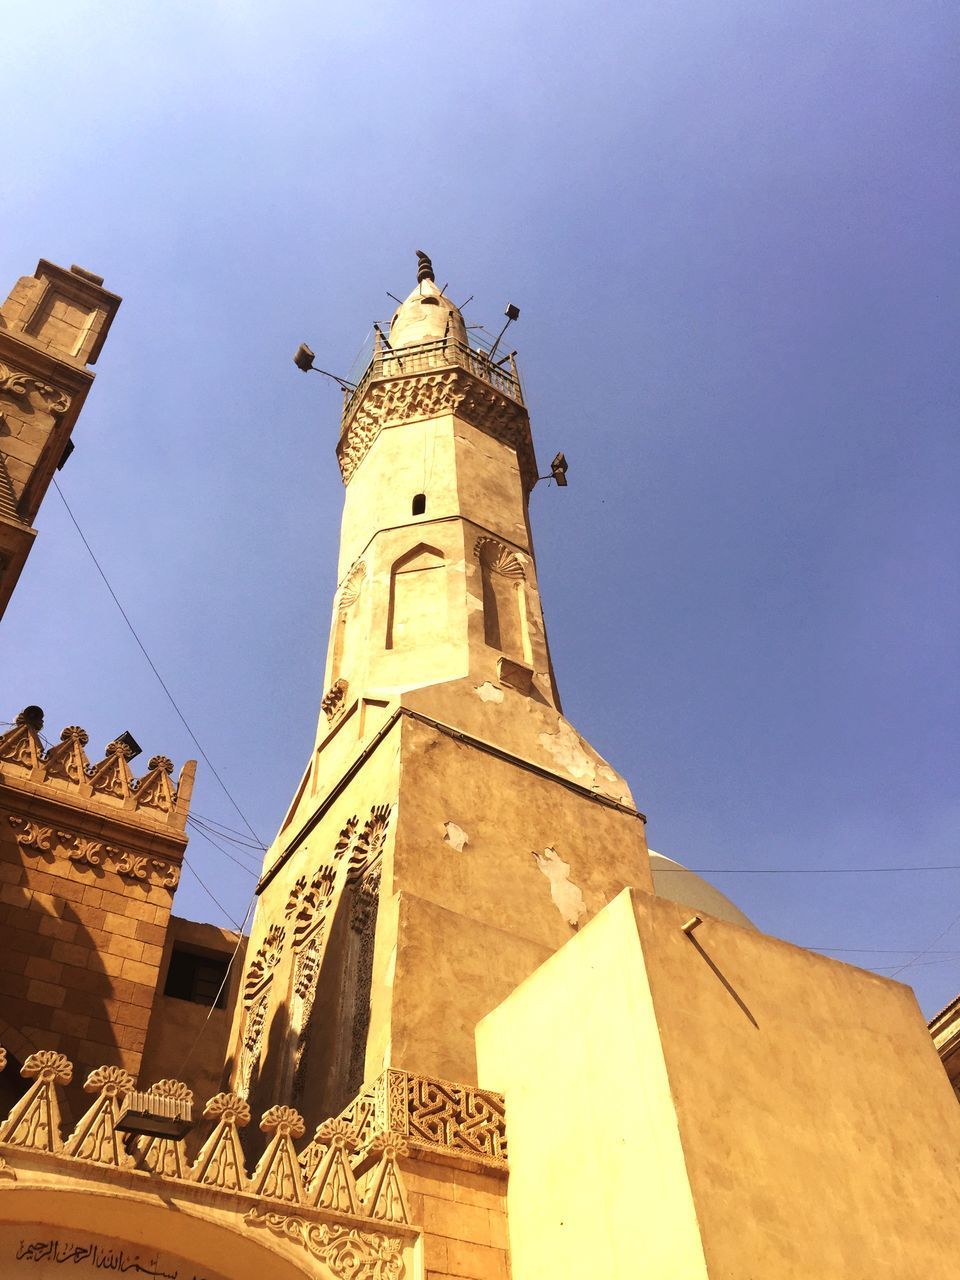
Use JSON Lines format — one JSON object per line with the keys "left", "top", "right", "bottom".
{"left": 0, "top": 360, "right": 70, "bottom": 417}
{"left": 337, "top": 365, "right": 535, "bottom": 488}
{"left": 6, "top": 814, "right": 181, "bottom": 889}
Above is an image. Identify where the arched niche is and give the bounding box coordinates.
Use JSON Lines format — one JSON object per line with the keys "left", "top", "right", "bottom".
{"left": 385, "top": 544, "right": 446, "bottom": 651}
{"left": 0, "top": 1189, "right": 330, "bottom": 1280}
{"left": 475, "top": 538, "right": 531, "bottom": 663}
{"left": 330, "top": 561, "right": 365, "bottom": 683}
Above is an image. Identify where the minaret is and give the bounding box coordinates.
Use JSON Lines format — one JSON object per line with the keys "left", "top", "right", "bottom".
{"left": 231, "top": 254, "right": 652, "bottom": 1127}
{"left": 0, "top": 260, "right": 121, "bottom": 621}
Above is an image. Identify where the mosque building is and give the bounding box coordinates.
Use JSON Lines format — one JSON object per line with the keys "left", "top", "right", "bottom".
{"left": 0, "top": 252, "right": 958, "bottom": 1279}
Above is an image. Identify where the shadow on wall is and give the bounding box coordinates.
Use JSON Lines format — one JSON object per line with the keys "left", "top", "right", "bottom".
{"left": 0, "top": 841, "right": 125, "bottom": 1128}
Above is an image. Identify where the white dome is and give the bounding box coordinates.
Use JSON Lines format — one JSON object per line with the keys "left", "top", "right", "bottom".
{"left": 649, "top": 850, "right": 755, "bottom": 930}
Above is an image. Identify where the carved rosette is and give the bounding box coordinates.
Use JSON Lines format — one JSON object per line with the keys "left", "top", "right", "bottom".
{"left": 5, "top": 815, "right": 180, "bottom": 888}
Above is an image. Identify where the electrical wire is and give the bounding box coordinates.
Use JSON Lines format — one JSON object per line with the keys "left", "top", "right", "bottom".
{"left": 186, "top": 819, "right": 260, "bottom": 878}
{"left": 181, "top": 859, "right": 243, "bottom": 930}
{"left": 187, "top": 814, "right": 265, "bottom": 854}
{"left": 659, "top": 864, "right": 960, "bottom": 875}
{"left": 886, "top": 903, "right": 960, "bottom": 979}
{"left": 53, "top": 480, "right": 264, "bottom": 847}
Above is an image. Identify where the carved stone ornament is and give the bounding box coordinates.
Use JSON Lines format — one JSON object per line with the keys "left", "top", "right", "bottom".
{"left": 64, "top": 1065, "right": 135, "bottom": 1166}
{"left": 0, "top": 719, "right": 187, "bottom": 824}
{"left": 250, "top": 1105, "right": 306, "bottom": 1203}
{"left": 0, "top": 1041, "right": 413, "bottom": 1265}
{"left": 192, "top": 1092, "right": 251, "bottom": 1191}
{"left": 245, "top": 1210, "right": 405, "bottom": 1280}
{"left": 243, "top": 922, "right": 286, "bottom": 1001}
{"left": 334, "top": 1067, "right": 507, "bottom": 1166}
{"left": 322, "top": 678, "right": 350, "bottom": 724}
{"left": 6, "top": 814, "right": 181, "bottom": 888}
{"left": 338, "top": 560, "right": 366, "bottom": 609}
{"left": 338, "top": 365, "right": 534, "bottom": 488}
{"left": 0, "top": 1050, "right": 72, "bottom": 1152}
{"left": 346, "top": 804, "right": 392, "bottom": 887}
{"left": 0, "top": 360, "right": 70, "bottom": 416}
{"left": 475, "top": 536, "right": 526, "bottom": 579}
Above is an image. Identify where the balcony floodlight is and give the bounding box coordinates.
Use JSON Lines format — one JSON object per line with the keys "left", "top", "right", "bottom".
{"left": 293, "top": 343, "right": 356, "bottom": 392}
{"left": 294, "top": 343, "right": 315, "bottom": 372}
{"left": 489, "top": 303, "right": 520, "bottom": 361}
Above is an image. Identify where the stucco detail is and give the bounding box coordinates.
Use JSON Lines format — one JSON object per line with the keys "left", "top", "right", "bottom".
{"left": 441, "top": 822, "right": 468, "bottom": 853}
{"left": 532, "top": 847, "right": 586, "bottom": 929}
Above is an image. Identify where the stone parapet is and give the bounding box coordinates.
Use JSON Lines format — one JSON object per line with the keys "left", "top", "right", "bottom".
{"left": 337, "top": 338, "right": 536, "bottom": 490}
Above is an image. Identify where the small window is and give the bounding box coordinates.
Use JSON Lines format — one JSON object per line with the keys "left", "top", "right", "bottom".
{"left": 164, "top": 948, "right": 229, "bottom": 1009}
{"left": 412, "top": 493, "right": 426, "bottom": 516}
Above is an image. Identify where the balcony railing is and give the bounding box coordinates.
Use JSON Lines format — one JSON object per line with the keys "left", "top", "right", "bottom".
{"left": 341, "top": 336, "right": 523, "bottom": 429}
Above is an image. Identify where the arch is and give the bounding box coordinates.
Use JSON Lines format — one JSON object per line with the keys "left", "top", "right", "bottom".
{"left": 386, "top": 543, "right": 446, "bottom": 651}
{"left": 411, "top": 492, "right": 426, "bottom": 516}
{"left": 331, "top": 560, "right": 365, "bottom": 683}
{"left": 475, "top": 538, "right": 531, "bottom": 662}
{"left": 0, "top": 1187, "right": 330, "bottom": 1280}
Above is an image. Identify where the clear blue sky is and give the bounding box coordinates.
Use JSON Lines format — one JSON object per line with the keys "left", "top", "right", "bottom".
{"left": 2, "top": 1, "right": 957, "bottom": 1015}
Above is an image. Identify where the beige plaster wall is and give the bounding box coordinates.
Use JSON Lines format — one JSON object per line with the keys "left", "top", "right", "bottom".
{"left": 476, "top": 888, "right": 709, "bottom": 1280}
{"left": 139, "top": 916, "right": 245, "bottom": 1137}
{"left": 478, "top": 889, "right": 960, "bottom": 1279}
{"left": 634, "top": 891, "right": 960, "bottom": 1278}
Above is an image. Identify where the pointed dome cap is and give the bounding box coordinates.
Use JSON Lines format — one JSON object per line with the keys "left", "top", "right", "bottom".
{"left": 388, "top": 251, "right": 468, "bottom": 349}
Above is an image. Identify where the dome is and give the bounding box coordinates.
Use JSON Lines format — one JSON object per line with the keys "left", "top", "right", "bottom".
{"left": 648, "top": 850, "right": 755, "bottom": 930}
{"left": 388, "top": 252, "right": 468, "bottom": 349}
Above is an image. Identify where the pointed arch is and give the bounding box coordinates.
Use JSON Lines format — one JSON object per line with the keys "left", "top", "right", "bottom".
{"left": 331, "top": 560, "right": 365, "bottom": 683}
{"left": 386, "top": 543, "right": 446, "bottom": 650}
{"left": 475, "top": 537, "right": 531, "bottom": 662}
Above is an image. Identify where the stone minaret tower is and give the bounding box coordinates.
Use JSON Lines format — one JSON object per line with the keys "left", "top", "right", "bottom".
{"left": 231, "top": 255, "right": 652, "bottom": 1127}
{"left": 0, "top": 260, "right": 121, "bottom": 620}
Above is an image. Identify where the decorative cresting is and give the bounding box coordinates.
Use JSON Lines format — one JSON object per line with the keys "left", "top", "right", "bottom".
{"left": 0, "top": 1050, "right": 72, "bottom": 1152}
{"left": 64, "top": 1065, "right": 135, "bottom": 1165}
{"left": 6, "top": 815, "right": 181, "bottom": 888}
{"left": 0, "top": 716, "right": 192, "bottom": 830}
{"left": 0, "top": 359, "right": 70, "bottom": 416}
{"left": 193, "top": 1092, "right": 251, "bottom": 1191}
{"left": 0, "top": 1046, "right": 414, "bottom": 1280}
{"left": 251, "top": 1105, "right": 306, "bottom": 1202}
{"left": 329, "top": 1068, "right": 507, "bottom": 1169}
{"left": 338, "top": 362, "right": 535, "bottom": 488}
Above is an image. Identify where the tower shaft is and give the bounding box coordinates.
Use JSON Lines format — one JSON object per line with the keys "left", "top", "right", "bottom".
{"left": 229, "top": 263, "right": 651, "bottom": 1126}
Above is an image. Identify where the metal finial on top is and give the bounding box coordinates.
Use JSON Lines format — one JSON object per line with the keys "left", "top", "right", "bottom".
{"left": 416, "top": 250, "right": 435, "bottom": 284}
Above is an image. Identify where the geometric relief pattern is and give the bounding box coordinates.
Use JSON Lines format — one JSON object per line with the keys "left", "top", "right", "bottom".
{"left": 332, "top": 1067, "right": 507, "bottom": 1167}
